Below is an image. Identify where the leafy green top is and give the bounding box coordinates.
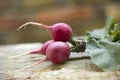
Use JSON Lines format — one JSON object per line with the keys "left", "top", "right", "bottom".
{"left": 86, "top": 16, "right": 120, "bottom": 71}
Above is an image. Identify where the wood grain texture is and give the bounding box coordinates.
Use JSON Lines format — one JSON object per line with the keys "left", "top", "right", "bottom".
{"left": 0, "top": 43, "right": 120, "bottom": 80}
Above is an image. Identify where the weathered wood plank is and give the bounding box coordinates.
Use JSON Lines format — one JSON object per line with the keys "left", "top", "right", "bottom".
{"left": 0, "top": 43, "right": 120, "bottom": 80}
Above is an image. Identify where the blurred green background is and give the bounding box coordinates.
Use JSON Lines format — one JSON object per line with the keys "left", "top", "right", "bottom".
{"left": 0, "top": 0, "right": 120, "bottom": 44}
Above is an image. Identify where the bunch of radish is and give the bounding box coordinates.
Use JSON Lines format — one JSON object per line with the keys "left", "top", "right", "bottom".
{"left": 10, "top": 22, "right": 86, "bottom": 67}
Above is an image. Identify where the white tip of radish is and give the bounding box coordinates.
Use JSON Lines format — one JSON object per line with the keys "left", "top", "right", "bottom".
{"left": 17, "top": 22, "right": 49, "bottom": 31}
{"left": 17, "top": 22, "right": 34, "bottom": 30}
{"left": 8, "top": 52, "right": 29, "bottom": 59}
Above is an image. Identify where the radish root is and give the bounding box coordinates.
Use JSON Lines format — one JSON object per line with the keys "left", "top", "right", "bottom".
{"left": 17, "top": 22, "right": 49, "bottom": 30}
{"left": 20, "top": 57, "right": 47, "bottom": 70}
{"left": 8, "top": 52, "right": 30, "bottom": 59}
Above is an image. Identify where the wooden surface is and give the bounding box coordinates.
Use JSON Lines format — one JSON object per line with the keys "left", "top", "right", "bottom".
{"left": 0, "top": 43, "right": 120, "bottom": 80}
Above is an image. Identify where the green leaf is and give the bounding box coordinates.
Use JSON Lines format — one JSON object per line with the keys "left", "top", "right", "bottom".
{"left": 111, "top": 24, "right": 120, "bottom": 42}
{"left": 86, "top": 38, "right": 120, "bottom": 71}
{"left": 113, "top": 24, "right": 120, "bottom": 31}
{"left": 85, "top": 16, "right": 120, "bottom": 71}
{"left": 86, "top": 28, "right": 105, "bottom": 40}
{"left": 105, "top": 16, "right": 115, "bottom": 35}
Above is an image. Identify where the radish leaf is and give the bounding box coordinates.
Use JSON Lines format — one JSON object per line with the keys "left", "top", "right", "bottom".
{"left": 86, "top": 38, "right": 120, "bottom": 71}
{"left": 86, "top": 16, "right": 120, "bottom": 71}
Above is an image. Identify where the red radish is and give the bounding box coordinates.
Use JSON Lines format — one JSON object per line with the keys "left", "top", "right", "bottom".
{"left": 20, "top": 41, "right": 70, "bottom": 69}
{"left": 30, "top": 40, "right": 54, "bottom": 55}
{"left": 22, "top": 41, "right": 70, "bottom": 69}
{"left": 46, "top": 41, "right": 70, "bottom": 64}
{"left": 9, "top": 40, "right": 54, "bottom": 58}
{"left": 31, "top": 41, "right": 70, "bottom": 64}
{"left": 17, "top": 22, "right": 72, "bottom": 42}
{"left": 50, "top": 23, "right": 72, "bottom": 42}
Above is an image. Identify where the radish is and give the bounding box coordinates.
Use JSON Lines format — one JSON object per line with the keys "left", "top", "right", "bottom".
{"left": 30, "top": 40, "right": 54, "bottom": 55}
{"left": 17, "top": 22, "right": 72, "bottom": 42}
{"left": 9, "top": 40, "right": 54, "bottom": 58}
{"left": 33, "top": 41, "right": 70, "bottom": 64}
{"left": 46, "top": 41, "right": 70, "bottom": 64}
{"left": 22, "top": 41, "right": 70, "bottom": 69}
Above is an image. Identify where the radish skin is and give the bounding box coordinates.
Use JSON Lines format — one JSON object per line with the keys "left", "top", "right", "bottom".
{"left": 50, "top": 23, "right": 72, "bottom": 42}
{"left": 46, "top": 41, "right": 70, "bottom": 64}
{"left": 30, "top": 40, "right": 54, "bottom": 55}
